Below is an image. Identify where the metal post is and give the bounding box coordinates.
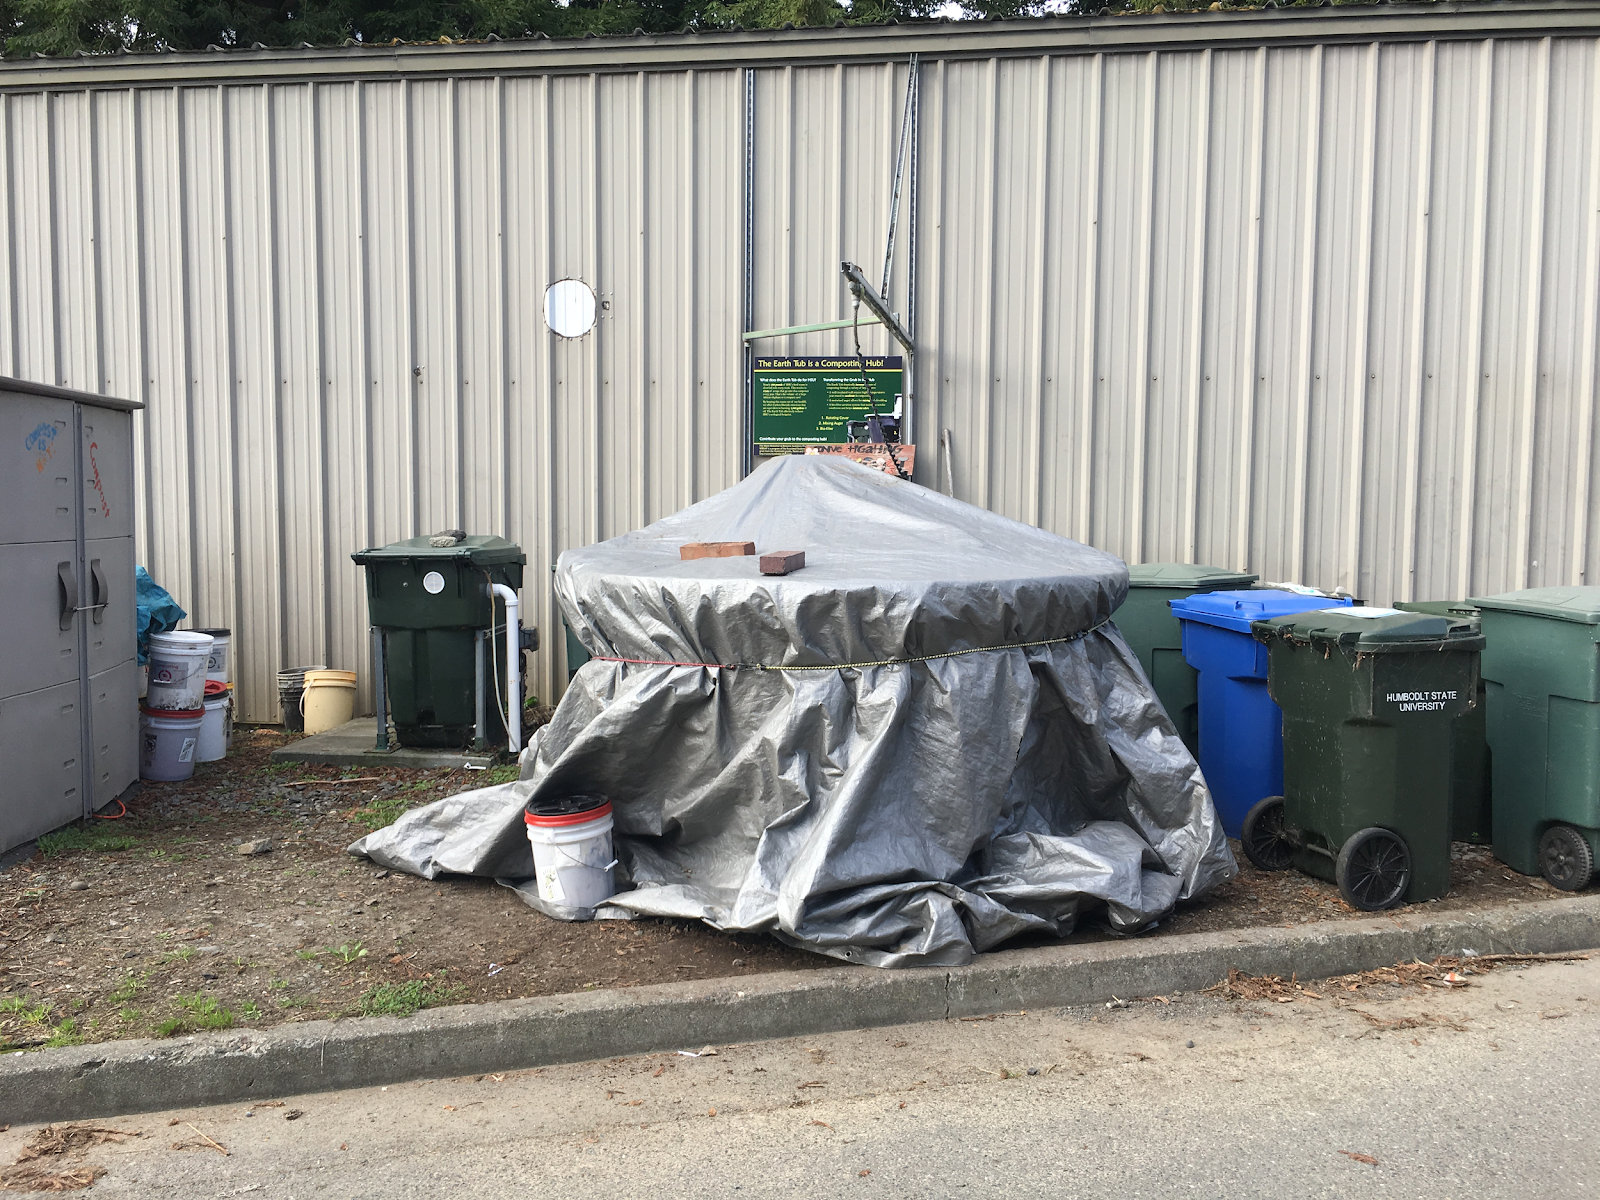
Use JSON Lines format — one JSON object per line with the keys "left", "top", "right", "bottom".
{"left": 371, "top": 627, "right": 390, "bottom": 752}
{"left": 473, "top": 629, "right": 488, "bottom": 752}
{"left": 742, "top": 65, "right": 757, "bottom": 477}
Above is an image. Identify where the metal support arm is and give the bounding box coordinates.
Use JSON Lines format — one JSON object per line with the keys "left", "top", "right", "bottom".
{"left": 840, "top": 261, "right": 915, "bottom": 354}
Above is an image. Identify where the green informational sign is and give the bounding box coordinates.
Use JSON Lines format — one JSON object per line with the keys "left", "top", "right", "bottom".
{"left": 752, "top": 356, "right": 903, "bottom": 453}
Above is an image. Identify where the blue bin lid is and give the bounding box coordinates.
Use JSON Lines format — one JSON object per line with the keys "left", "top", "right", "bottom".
{"left": 1168, "top": 588, "right": 1352, "bottom": 633}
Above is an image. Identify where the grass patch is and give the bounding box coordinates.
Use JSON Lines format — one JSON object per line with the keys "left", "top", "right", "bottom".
{"left": 118, "top": 1007, "right": 141, "bottom": 1023}
{"left": 480, "top": 764, "right": 519, "bottom": 786}
{"left": 36, "top": 826, "right": 139, "bottom": 856}
{"left": 154, "top": 1017, "right": 184, "bottom": 1037}
{"left": 357, "top": 979, "right": 463, "bottom": 1019}
{"left": 108, "top": 970, "right": 147, "bottom": 1005}
{"left": 42, "top": 1018, "right": 83, "bottom": 1048}
{"left": 161, "top": 946, "right": 198, "bottom": 965}
{"left": 276, "top": 995, "right": 317, "bottom": 1009}
{"left": 346, "top": 793, "right": 418, "bottom": 832}
{"left": 294, "top": 949, "right": 318, "bottom": 962}
{"left": 169, "top": 993, "right": 235, "bottom": 1032}
{"left": 240, "top": 1000, "right": 263, "bottom": 1020}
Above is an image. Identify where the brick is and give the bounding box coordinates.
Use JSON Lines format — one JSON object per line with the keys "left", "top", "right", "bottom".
{"left": 679, "top": 541, "right": 756, "bottom": 560}
{"left": 759, "top": 551, "right": 806, "bottom": 576}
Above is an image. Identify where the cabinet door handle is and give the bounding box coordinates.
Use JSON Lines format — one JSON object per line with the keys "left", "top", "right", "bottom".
{"left": 58, "top": 561, "right": 78, "bottom": 631}
{"left": 89, "top": 558, "right": 106, "bottom": 625}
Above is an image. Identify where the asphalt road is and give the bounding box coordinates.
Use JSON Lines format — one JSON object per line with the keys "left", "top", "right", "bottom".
{"left": 5, "top": 956, "right": 1597, "bottom": 1199}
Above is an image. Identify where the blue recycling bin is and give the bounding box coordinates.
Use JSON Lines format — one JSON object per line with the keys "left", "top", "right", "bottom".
{"left": 1170, "top": 589, "right": 1353, "bottom": 837}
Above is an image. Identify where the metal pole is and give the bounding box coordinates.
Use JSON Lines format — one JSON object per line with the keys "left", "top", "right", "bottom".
{"left": 742, "top": 66, "right": 757, "bottom": 478}
{"left": 473, "top": 629, "right": 488, "bottom": 752}
{"left": 371, "top": 627, "right": 389, "bottom": 752}
{"left": 905, "top": 55, "right": 920, "bottom": 451}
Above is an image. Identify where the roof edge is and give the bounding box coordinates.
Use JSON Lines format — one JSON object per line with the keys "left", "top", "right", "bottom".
{"left": 3, "top": 1, "right": 1599, "bottom": 91}
{"left": 0, "top": 376, "right": 143, "bottom": 410}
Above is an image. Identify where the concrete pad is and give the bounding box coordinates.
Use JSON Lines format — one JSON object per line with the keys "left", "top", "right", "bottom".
{"left": 268, "top": 718, "right": 502, "bottom": 770}
{"left": 4, "top": 893, "right": 1597, "bottom": 1126}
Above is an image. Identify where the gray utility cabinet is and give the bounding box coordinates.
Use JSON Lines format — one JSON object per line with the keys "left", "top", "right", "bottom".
{"left": 1, "top": 378, "right": 141, "bottom": 854}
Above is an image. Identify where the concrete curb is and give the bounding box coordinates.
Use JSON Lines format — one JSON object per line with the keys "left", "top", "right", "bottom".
{"left": 5, "top": 894, "right": 1598, "bottom": 1125}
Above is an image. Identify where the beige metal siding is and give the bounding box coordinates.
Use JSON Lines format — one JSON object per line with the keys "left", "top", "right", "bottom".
{"left": 3, "top": 16, "right": 1599, "bottom": 721}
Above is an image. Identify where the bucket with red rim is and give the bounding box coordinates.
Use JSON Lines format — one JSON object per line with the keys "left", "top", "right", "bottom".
{"left": 524, "top": 795, "right": 616, "bottom": 908}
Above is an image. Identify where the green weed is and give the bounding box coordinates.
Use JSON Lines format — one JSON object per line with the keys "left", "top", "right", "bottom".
{"left": 294, "top": 949, "right": 318, "bottom": 962}
{"left": 20, "top": 888, "right": 44, "bottom": 901}
{"left": 42, "top": 1018, "right": 83, "bottom": 1048}
{"left": 276, "top": 995, "right": 317, "bottom": 1009}
{"left": 480, "top": 764, "right": 519, "bottom": 786}
{"left": 108, "top": 971, "right": 147, "bottom": 1005}
{"left": 327, "top": 941, "right": 368, "bottom": 966}
{"left": 154, "top": 1017, "right": 184, "bottom": 1037}
{"left": 356, "top": 979, "right": 462, "bottom": 1019}
{"left": 268, "top": 978, "right": 289, "bottom": 991}
{"left": 147, "top": 848, "right": 185, "bottom": 862}
{"left": 118, "top": 1007, "right": 141, "bottom": 1023}
{"left": 0, "top": 997, "right": 52, "bottom": 1024}
{"left": 162, "top": 945, "right": 198, "bottom": 965}
{"left": 36, "top": 826, "right": 139, "bottom": 856}
{"left": 239, "top": 1000, "right": 262, "bottom": 1020}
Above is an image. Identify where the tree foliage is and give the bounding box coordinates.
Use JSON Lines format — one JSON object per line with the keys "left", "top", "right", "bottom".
{"left": 2, "top": 0, "right": 1088, "bottom": 55}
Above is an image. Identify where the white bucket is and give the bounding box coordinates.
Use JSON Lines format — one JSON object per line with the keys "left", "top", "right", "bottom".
{"left": 146, "top": 631, "right": 214, "bottom": 711}
{"left": 139, "top": 706, "right": 204, "bottom": 781}
{"left": 301, "top": 669, "right": 358, "bottom": 735}
{"left": 197, "top": 628, "right": 232, "bottom": 683}
{"left": 197, "top": 693, "right": 229, "bottom": 762}
{"left": 524, "top": 797, "right": 616, "bottom": 908}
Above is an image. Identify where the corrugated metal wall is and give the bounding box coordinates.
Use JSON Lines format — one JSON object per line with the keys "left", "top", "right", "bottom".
{"left": 3, "top": 19, "right": 1599, "bottom": 722}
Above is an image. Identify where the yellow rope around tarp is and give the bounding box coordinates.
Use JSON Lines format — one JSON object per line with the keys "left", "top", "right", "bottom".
{"left": 590, "top": 619, "right": 1113, "bottom": 673}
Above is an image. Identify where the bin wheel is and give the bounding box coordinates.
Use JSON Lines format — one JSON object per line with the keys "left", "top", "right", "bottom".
{"left": 1241, "top": 796, "right": 1295, "bottom": 872}
{"left": 1539, "top": 825, "right": 1595, "bottom": 892}
{"left": 1335, "top": 827, "right": 1411, "bottom": 912}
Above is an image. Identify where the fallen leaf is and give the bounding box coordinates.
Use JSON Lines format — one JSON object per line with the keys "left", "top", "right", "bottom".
{"left": 859, "top": 1169, "right": 871, "bottom": 1177}
{"left": 652, "top": 1066, "right": 665, "bottom": 1078}
{"left": 1338, "top": 1150, "right": 1379, "bottom": 1166}
{"left": 810, "top": 1120, "right": 832, "bottom": 1129}
{"left": 898, "top": 1102, "right": 906, "bottom": 1110}
{"left": 707, "top": 1109, "right": 716, "bottom": 1117}
{"left": 339, "top": 1143, "right": 348, "bottom": 1151}
{"left": 442, "top": 1106, "right": 456, "bottom": 1112}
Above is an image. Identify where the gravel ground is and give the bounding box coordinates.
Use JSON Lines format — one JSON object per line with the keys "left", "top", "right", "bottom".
{"left": 0, "top": 726, "right": 1572, "bottom": 1050}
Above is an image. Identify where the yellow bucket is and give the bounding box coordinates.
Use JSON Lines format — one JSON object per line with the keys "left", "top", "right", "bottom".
{"left": 301, "top": 669, "right": 358, "bottom": 735}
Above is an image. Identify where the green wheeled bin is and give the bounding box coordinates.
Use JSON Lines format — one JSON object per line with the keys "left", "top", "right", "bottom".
{"left": 1395, "top": 601, "right": 1493, "bottom": 845}
{"left": 1467, "top": 587, "right": 1600, "bottom": 891}
{"left": 1242, "top": 608, "right": 1483, "bottom": 911}
{"left": 1113, "top": 564, "right": 1257, "bottom": 756}
{"left": 351, "top": 535, "right": 526, "bottom": 749}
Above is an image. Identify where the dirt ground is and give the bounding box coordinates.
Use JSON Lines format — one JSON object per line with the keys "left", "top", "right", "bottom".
{"left": 0, "top": 726, "right": 1575, "bottom": 1051}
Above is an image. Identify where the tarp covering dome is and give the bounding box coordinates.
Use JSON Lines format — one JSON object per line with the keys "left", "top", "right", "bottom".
{"left": 352, "top": 455, "right": 1235, "bottom": 967}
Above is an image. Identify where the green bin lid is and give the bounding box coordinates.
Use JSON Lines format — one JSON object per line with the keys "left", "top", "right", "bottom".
{"left": 350, "top": 534, "right": 526, "bottom": 568}
{"left": 1252, "top": 606, "right": 1484, "bottom": 652}
{"left": 1126, "top": 563, "right": 1258, "bottom": 589}
{"left": 1466, "top": 586, "right": 1600, "bottom": 625}
{"left": 1395, "top": 600, "right": 1479, "bottom": 620}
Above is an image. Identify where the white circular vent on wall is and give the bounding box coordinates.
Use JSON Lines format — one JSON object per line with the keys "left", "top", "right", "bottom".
{"left": 545, "top": 279, "right": 597, "bottom": 339}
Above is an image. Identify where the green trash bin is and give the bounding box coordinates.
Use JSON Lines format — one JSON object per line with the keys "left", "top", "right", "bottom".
{"left": 1114, "top": 564, "right": 1257, "bottom": 756}
{"left": 1395, "top": 601, "right": 1492, "bottom": 845}
{"left": 563, "top": 615, "right": 592, "bottom": 682}
{"left": 351, "top": 535, "right": 526, "bottom": 749}
{"left": 1242, "top": 608, "right": 1483, "bottom": 911}
{"left": 1466, "top": 586, "right": 1600, "bottom": 890}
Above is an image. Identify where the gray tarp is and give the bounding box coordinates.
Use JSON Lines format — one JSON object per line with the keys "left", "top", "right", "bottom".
{"left": 351, "top": 455, "right": 1235, "bottom": 967}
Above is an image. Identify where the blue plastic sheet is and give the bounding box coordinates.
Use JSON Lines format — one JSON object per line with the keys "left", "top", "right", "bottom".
{"left": 135, "top": 566, "right": 186, "bottom": 664}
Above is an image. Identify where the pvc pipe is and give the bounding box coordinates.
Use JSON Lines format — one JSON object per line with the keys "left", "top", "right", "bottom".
{"left": 491, "top": 583, "right": 522, "bottom": 755}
